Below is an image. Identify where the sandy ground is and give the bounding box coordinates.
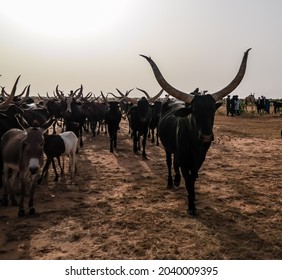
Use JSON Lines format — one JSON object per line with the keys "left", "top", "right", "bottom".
{"left": 0, "top": 109, "right": 281, "bottom": 260}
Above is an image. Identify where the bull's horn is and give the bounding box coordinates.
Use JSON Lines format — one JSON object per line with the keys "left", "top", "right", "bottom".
{"left": 140, "top": 55, "right": 194, "bottom": 103}
{"left": 211, "top": 48, "right": 251, "bottom": 101}
{"left": 18, "top": 85, "right": 30, "bottom": 104}
{"left": 136, "top": 87, "right": 150, "bottom": 99}
{"left": 74, "top": 85, "right": 83, "bottom": 100}
{"left": 0, "top": 75, "right": 21, "bottom": 109}
{"left": 148, "top": 89, "right": 164, "bottom": 103}
{"left": 55, "top": 85, "right": 65, "bottom": 100}
{"left": 100, "top": 91, "right": 108, "bottom": 103}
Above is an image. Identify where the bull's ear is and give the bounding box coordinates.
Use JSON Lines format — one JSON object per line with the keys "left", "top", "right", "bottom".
{"left": 215, "top": 101, "right": 223, "bottom": 111}
{"left": 174, "top": 107, "right": 192, "bottom": 117}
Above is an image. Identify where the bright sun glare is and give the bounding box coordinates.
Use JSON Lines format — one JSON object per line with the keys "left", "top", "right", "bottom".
{"left": 1, "top": 0, "right": 130, "bottom": 39}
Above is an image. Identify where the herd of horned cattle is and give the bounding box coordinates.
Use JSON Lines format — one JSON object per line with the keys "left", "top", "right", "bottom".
{"left": 0, "top": 49, "right": 251, "bottom": 217}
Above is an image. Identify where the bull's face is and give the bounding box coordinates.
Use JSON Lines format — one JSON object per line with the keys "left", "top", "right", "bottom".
{"left": 137, "top": 97, "right": 151, "bottom": 122}
{"left": 191, "top": 95, "right": 222, "bottom": 143}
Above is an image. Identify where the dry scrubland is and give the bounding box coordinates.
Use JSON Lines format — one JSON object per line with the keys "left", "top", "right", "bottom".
{"left": 0, "top": 107, "right": 281, "bottom": 260}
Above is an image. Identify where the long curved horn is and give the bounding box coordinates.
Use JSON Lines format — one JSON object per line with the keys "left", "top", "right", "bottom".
{"left": 0, "top": 76, "right": 21, "bottom": 109}
{"left": 74, "top": 85, "right": 83, "bottom": 100}
{"left": 85, "top": 92, "right": 92, "bottom": 99}
{"left": 148, "top": 89, "right": 164, "bottom": 103}
{"left": 136, "top": 87, "right": 150, "bottom": 99}
{"left": 140, "top": 55, "right": 194, "bottom": 103}
{"left": 117, "top": 89, "right": 137, "bottom": 104}
{"left": 211, "top": 48, "right": 251, "bottom": 101}
{"left": 18, "top": 85, "right": 30, "bottom": 104}
{"left": 126, "top": 88, "right": 134, "bottom": 96}
{"left": 100, "top": 91, "right": 108, "bottom": 103}
{"left": 55, "top": 85, "right": 65, "bottom": 100}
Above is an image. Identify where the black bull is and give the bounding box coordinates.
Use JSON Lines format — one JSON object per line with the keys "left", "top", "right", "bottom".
{"left": 141, "top": 49, "right": 251, "bottom": 215}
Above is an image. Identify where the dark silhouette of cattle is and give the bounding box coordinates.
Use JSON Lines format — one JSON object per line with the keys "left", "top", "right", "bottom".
{"left": 140, "top": 49, "right": 251, "bottom": 215}
{"left": 101, "top": 92, "right": 122, "bottom": 153}
{"left": 125, "top": 90, "right": 163, "bottom": 159}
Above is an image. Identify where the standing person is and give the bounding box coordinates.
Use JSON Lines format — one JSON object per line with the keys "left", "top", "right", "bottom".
{"left": 235, "top": 95, "right": 240, "bottom": 115}
{"left": 226, "top": 95, "right": 231, "bottom": 116}
{"left": 230, "top": 95, "right": 236, "bottom": 116}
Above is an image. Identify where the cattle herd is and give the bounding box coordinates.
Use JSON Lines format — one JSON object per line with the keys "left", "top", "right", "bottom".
{"left": 0, "top": 49, "right": 253, "bottom": 217}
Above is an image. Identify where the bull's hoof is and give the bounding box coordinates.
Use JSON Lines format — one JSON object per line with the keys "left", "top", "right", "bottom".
{"left": 142, "top": 154, "right": 147, "bottom": 160}
{"left": 188, "top": 209, "right": 197, "bottom": 216}
{"left": 18, "top": 209, "right": 25, "bottom": 217}
{"left": 29, "top": 208, "right": 36, "bottom": 216}
{"left": 174, "top": 174, "right": 181, "bottom": 187}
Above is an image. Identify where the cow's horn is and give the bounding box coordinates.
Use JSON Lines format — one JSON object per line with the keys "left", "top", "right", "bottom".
{"left": 0, "top": 75, "right": 21, "bottom": 109}
{"left": 211, "top": 48, "right": 251, "bottom": 101}
{"left": 100, "top": 91, "right": 108, "bottom": 103}
{"left": 148, "top": 89, "right": 164, "bottom": 103}
{"left": 140, "top": 55, "right": 194, "bottom": 103}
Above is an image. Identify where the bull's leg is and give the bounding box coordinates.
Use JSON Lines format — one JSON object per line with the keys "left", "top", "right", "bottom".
{"left": 173, "top": 156, "right": 181, "bottom": 187}
{"left": 156, "top": 127, "right": 159, "bottom": 146}
{"left": 91, "top": 120, "right": 97, "bottom": 137}
{"left": 151, "top": 129, "right": 155, "bottom": 144}
{"left": 132, "top": 130, "right": 138, "bottom": 154}
{"left": 137, "top": 132, "right": 141, "bottom": 151}
{"left": 142, "top": 131, "right": 148, "bottom": 159}
{"left": 165, "top": 150, "right": 173, "bottom": 188}
{"left": 113, "top": 132, "right": 117, "bottom": 149}
{"left": 109, "top": 131, "right": 114, "bottom": 153}
{"left": 181, "top": 167, "right": 197, "bottom": 216}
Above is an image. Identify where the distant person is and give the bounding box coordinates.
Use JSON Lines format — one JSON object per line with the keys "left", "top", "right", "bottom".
{"left": 234, "top": 95, "right": 240, "bottom": 115}
{"left": 230, "top": 95, "right": 236, "bottom": 116}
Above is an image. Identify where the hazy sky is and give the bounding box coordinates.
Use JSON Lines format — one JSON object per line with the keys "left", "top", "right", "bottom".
{"left": 0, "top": 0, "right": 282, "bottom": 99}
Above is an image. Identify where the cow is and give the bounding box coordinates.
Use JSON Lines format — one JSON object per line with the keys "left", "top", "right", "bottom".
{"left": 101, "top": 91, "right": 122, "bottom": 153}
{"left": 1, "top": 115, "right": 54, "bottom": 216}
{"left": 273, "top": 100, "right": 282, "bottom": 114}
{"left": 125, "top": 89, "right": 163, "bottom": 159}
{"left": 38, "top": 131, "right": 78, "bottom": 183}
{"left": 55, "top": 85, "right": 86, "bottom": 147}
{"left": 136, "top": 87, "right": 163, "bottom": 145}
{"left": 140, "top": 49, "right": 251, "bottom": 215}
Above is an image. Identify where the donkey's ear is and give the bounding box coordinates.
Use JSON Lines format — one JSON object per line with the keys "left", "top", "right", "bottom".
{"left": 15, "top": 114, "right": 30, "bottom": 130}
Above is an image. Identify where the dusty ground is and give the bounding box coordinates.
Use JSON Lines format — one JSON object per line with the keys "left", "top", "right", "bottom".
{"left": 0, "top": 108, "right": 281, "bottom": 260}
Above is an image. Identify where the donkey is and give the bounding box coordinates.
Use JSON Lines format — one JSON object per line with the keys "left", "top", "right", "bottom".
{"left": 1, "top": 115, "right": 54, "bottom": 216}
